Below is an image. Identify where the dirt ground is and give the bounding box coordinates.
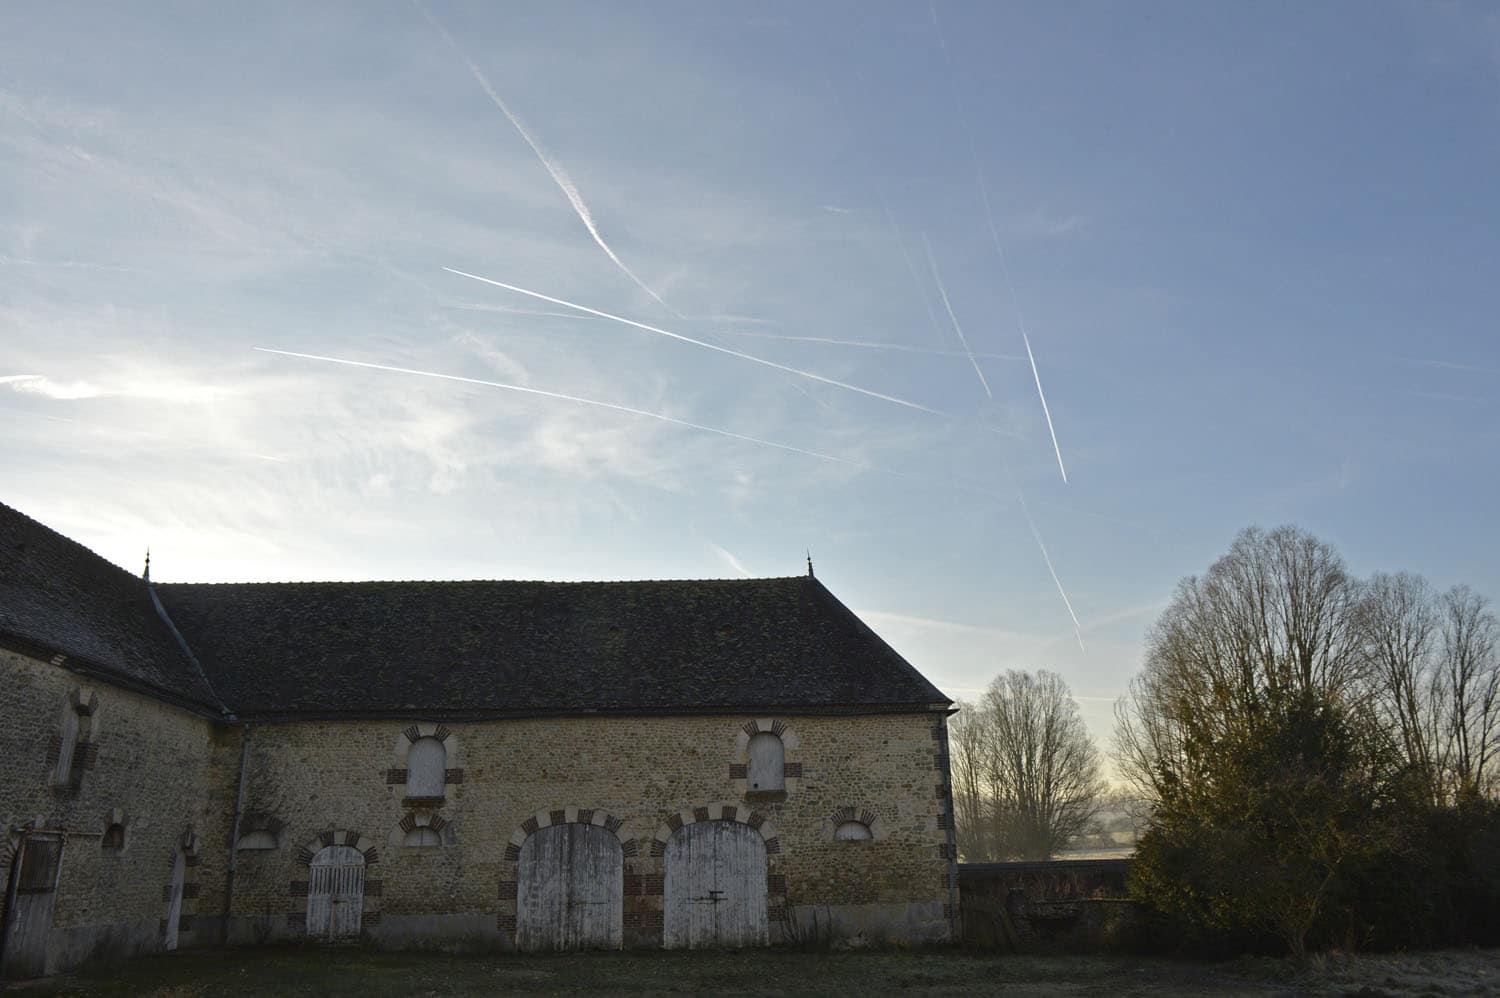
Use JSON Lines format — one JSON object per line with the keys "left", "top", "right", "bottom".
{"left": 13, "top": 946, "right": 1500, "bottom": 997}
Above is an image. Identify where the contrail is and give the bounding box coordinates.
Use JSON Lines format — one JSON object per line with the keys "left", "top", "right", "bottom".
{"left": 878, "top": 192, "right": 949, "bottom": 349}
{"left": 979, "top": 172, "right": 1068, "bottom": 484}
{"left": 712, "top": 329, "right": 1020, "bottom": 361}
{"left": 1014, "top": 484, "right": 1085, "bottom": 652}
{"left": 442, "top": 267, "right": 944, "bottom": 415}
{"left": 413, "top": 0, "right": 672, "bottom": 312}
{"left": 1402, "top": 357, "right": 1500, "bottom": 376}
{"left": 921, "top": 236, "right": 991, "bottom": 398}
{"left": 252, "top": 349, "right": 1042, "bottom": 507}
{"left": 930, "top": 0, "right": 1069, "bottom": 484}
{"left": 254, "top": 347, "right": 891, "bottom": 473}
{"left": 445, "top": 302, "right": 594, "bottom": 321}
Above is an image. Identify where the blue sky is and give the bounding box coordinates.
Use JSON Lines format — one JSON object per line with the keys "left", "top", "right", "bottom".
{"left": 3, "top": 1, "right": 1497, "bottom": 749}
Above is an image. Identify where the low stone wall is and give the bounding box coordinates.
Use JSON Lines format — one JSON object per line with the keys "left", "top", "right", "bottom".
{"left": 959, "top": 860, "right": 1141, "bottom": 952}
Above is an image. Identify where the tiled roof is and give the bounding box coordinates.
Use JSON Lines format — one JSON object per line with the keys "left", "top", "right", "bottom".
{"left": 153, "top": 576, "right": 950, "bottom": 717}
{"left": 1, "top": 500, "right": 949, "bottom": 718}
{"left": 0, "top": 502, "right": 222, "bottom": 711}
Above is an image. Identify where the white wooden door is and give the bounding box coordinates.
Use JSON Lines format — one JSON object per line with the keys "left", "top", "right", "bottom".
{"left": 516, "top": 824, "right": 622, "bottom": 952}
{"left": 307, "top": 845, "right": 365, "bottom": 940}
{"left": 164, "top": 850, "right": 185, "bottom": 950}
{"left": 663, "top": 821, "right": 768, "bottom": 949}
{"left": 1, "top": 835, "right": 62, "bottom": 979}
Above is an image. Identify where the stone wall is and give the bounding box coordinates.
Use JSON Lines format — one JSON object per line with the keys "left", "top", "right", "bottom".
{"left": 3, "top": 644, "right": 955, "bottom": 971}
{"left": 958, "top": 860, "right": 1140, "bottom": 952}
{"left": 0, "top": 647, "right": 232, "bottom": 975}
{"left": 228, "top": 712, "right": 955, "bottom": 949}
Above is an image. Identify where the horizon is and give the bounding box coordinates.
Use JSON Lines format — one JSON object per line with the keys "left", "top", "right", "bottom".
{"left": 4, "top": 1, "right": 1497, "bottom": 755}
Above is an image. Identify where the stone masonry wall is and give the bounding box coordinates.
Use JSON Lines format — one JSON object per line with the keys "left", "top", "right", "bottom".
{"left": 229, "top": 712, "right": 955, "bottom": 948}
{"left": 2, "top": 641, "right": 955, "bottom": 967}
{"left": 0, "top": 647, "right": 232, "bottom": 974}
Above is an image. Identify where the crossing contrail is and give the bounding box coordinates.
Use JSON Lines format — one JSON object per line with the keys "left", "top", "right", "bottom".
{"left": 442, "top": 267, "right": 944, "bottom": 415}
{"left": 712, "top": 329, "right": 1021, "bottom": 361}
{"left": 878, "top": 193, "right": 949, "bottom": 349}
{"left": 930, "top": 0, "right": 1069, "bottom": 484}
{"left": 254, "top": 347, "right": 890, "bottom": 473}
{"left": 413, "top": 0, "right": 672, "bottom": 312}
{"left": 922, "top": 235, "right": 991, "bottom": 399}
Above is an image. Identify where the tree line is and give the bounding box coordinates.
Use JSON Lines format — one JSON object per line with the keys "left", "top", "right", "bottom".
{"left": 950, "top": 525, "right": 1500, "bottom": 954}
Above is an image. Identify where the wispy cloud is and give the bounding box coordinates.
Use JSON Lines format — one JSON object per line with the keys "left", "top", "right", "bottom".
{"left": 5, "top": 375, "right": 104, "bottom": 399}
{"left": 442, "top": 267, "right": 946, "bottom": 415}
{"left": 1404, "top": 389, "right": 1491, "bottom": 404}
{"left": 254, "top": 347, "right": 888, "bottom": 475}
{"left": 708, "top": 542, "right": 752, "bottom": 578}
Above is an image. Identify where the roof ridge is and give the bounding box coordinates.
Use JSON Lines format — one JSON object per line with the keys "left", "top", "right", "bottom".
{"left": 153, "top": 575, "right": 810, "bottom": 587}
{"left": 0, "top": 500, "right": 143, "bottom": 584}
{"left": 804, "top": 576, "right": 951, "bottom": 706}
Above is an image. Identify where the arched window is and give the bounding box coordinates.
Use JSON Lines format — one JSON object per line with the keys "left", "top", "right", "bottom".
{"left": 237, "top": 830, "right": 278, "bottom": 851}
{"left": 402, "top": 827, "right": 442, "bottom": 849}
{"left": 405, "top": 737, "right": 446, "bottom": 799}
{"left": 102, "top": 823, "right": 126, "bottom": 850}
{"left": 746, "top": 731, "right": 785, "bottom": 794}
{"left": 834, "top": 820, "right": 873, "bottom": 841}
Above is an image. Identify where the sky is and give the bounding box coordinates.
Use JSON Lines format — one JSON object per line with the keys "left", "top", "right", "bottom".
{"left": 3, "top": 1, "right": 1498, "bottom": 752}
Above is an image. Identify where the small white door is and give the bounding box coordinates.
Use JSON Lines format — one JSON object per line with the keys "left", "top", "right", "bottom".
{"left": 663, "top": 821, "right": 768, "bottom": 949}
{"left": 307, "top": 845, "right": 365, "bottom": 940}
{"left": 1, "top": 835, "right": 63, "bottom": 979}
{"left": 516, "top": 824, "right": 623, "bottom": 952}
{"left": 164, "top": 850, "right": 185, "bottom": 951}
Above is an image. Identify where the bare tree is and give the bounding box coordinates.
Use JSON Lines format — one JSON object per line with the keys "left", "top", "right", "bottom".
{"left": 1441, "top": 586, "right": 1500, "bottom": 798}
{"left": 947, "top": 699, "right": 994, "bottom": 861}
{"left": 948, "top": 674, "right": 1103, "bottom": 861}
{"left": 1117, "top": 525, "right": 1369, "bottom": 804}
{"left": 1362, "top": 571, "right": 1446, "bottom": 803}
{"left": 982, "top": 670, "right": 1104, "bottom": 860}
{"left": 1361, "top": 576, "right": 1500, "bottom": 804}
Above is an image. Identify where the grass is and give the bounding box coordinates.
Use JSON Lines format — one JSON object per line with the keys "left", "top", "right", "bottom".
{"left": 13, "top": 945, "right": 1500, "bottom": 997}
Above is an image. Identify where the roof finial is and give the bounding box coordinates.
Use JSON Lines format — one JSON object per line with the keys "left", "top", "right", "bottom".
{"left": 143, "top": 548, "right": 150, "bottom": 582}
{"left": 806, "top": 550, "right": 814, "bottom": 578}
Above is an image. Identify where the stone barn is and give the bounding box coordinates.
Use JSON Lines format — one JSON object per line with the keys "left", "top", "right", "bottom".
{"left": 0, "top": 501, "right": 958, "bottom": 977}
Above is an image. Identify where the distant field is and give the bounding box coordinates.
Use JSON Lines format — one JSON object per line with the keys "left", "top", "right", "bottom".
{"left": 14, "top": 946, "right": 1500, "bottom": 997}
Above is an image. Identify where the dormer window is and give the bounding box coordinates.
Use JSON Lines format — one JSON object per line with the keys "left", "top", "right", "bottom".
{"left": 405, "top": 737, "right": 446, "bottom": 800}
{"left": 746, "top": 731, "right": 785, "bottom": 794}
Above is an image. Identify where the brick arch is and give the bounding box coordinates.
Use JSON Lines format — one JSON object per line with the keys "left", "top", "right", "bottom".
{"left": 391, "top": 722, "right": 458, "bottom": 761}
{"left": 501, "top": 806, "right": 633, "bottom": 860}
{"left": 729, "top": 719, "right": 802, "bottom": 798}
{"left": 287, "top": 829, "right": 382, "bottom": 934}
{"left": 648, "top": 802, "right": 779, "bottom": 855}
{"left": 495, "top": 807, "right": 635, "bottom": 938}
{"left": 296, "top": 828, "right": 378, "bottom": 864}
{"left": 385, "top": 723, "right": 464, "bottom": 803}
{"left": 391, "top": 810, "right": 452, "bottom": 849}
{"left": 826, "top": 805, "right": 882, "bottom": 841}
{"left": 648, "top": 803, "right": 789, "bottom": 938}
